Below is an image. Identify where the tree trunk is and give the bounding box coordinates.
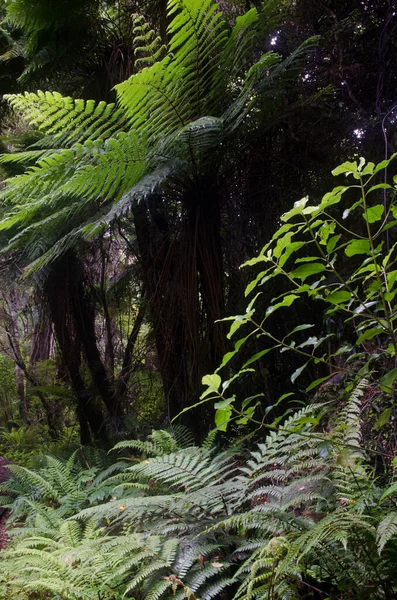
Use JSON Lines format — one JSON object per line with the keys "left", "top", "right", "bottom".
{"left": 15, "top": 364, "right": 27, "bottom": 423}
{"left": 69, "top": 268, "right": 123, "bottom": 421}
{"left": 44, "top": 255, "right": 108, "bottom": 444}
{"left": 115, "top": 301, "right": 146, "bottom": 406}
{"left": 133, "top": 184, "right": 226, "bottom": 432}
{"left": 133, "top": 199, "right": 193, "bottom": 422}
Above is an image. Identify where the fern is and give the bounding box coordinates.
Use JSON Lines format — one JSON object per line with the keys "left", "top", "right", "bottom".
{"left": 2, "top": 403, "right": 397, "bottom": 600}
{"left": 377, "top": 512, "right": 397, "bottom": 553}
{"left": 5, "top": 92, "right": 127, "bottom": 146}
{"left": 133, "top": 15, "right": 166, "bottom": 69}
{"left": 0, "top": 450, "right": 122, "bottom": 524}
{"left": 0, "top": 0, "right": 316, "bottom": 274}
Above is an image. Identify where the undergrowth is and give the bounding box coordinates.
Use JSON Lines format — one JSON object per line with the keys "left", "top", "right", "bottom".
{"left": 1, "top": 391, "right": 397, "bottom": 599}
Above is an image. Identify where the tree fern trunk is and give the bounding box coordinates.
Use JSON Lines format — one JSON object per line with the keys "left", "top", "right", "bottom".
{"left": 191, "top": 182, "right": 226, "bottom": 372}
{"left": 133, "top": 199, "right": 193, "bottom": 422}
{"left": 133, "top": 184, "right": 226, "bottom": 432}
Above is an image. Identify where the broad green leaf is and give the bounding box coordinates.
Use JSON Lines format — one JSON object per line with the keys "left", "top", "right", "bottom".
{"left": 294, "top": 256, "right": 319, "bottom": 263}
{"left": 367, "top": 183, "right": 392, "bottom": 193}
{"left": 290, "top": 263, "right": 326, "bottom": 281}
{"left": 332, "top": 161, "right": 358, "bottom": 177}
{"left": 266, "top": 294, "right": 299, "bottom": 316}
{"left": 384, "top": 290, "right": 397, "bottom": 302}
{"left": 202, "top": 373, "right": 221, "bottom": 392}
{"left": 246, "top": 292, "right": 261, "bottom": 313}
{"left": 318, "top": 441, "right": 333, "bottom": 458}
{"left": 363, "top": 204, "right": 384, "bottom": 223}
{"left": 386, "top": 343, "right": 397, "bottom": 358}
{"left": 319, "top": 186, "right": 348, "bottom": 209}
{"left": 380, "top": 481, "right": 397, "bottom": 503}
{"left": 373, "top": 408, "right": 392, "bottom": 431}
{"left": 337, "top": 449, "right": 356, "bottom": 467}
{"left": 272, "top": 222, "right": 296, "bottom": 240}
{"left": 216, "top": 336, "right": 248, "bottom": 371}
{"left": 297, "top": 336, "right": 318, "bottom": 348}
{"left": 380, "top": 368, "right": 397, "bottom": 392}
{"left": 302, "top": 205, "right": 320, "bottom": 215}
{"left": 215, "top": 406, "right": 232, "bottom": 432}
{"left": 277, "top": 392, "right": 294, "bottom": 402}
{"left": 367, "top": 279, "right": 381, "bottom": 292}
{"left": 318, "top": 221, "right": 335, "bottom": 244}
{"left": 326, "top": 290, "right": 352, "bottom": 304}
{"left": 278, "top": 242, "right": 306, "bottom": 267}
{"left": 387, "top": 269, "right": 397, "bottom": 289}
{"left": 373, "top": 153, "right": 397, "bottom": 175}
{"left": 236, "top": 417, "right": 248, "bottom": 425}
{"left": 356, "top": 327, "right": 383, "bottom": 345}
{"left": 382, "top": 241, "right": 397, "bottom": 268}
{"left": 214, "top": 397, "right": 234, "bottom": 409}
{"left": 361, "top": 162, "right": 375, "bottom": 175}
{"left": 227, "top": 315, "right": 248, "bottom": 339}
{"left": 242, "top": 254, "right": 268, "bottom": 267}
{"left": 290, "top": 323, "right": 314, "bottom": 335}
{"left": 236, "top": 404, "right": 257, "bottom": 425}
{"left": 355, "top": 263, "right": 376, "bottom": 276}
{"left": 241, "top": 395, "right": 263, "bottom": 409}
{"left": 273, "top": 232, "right": 293, "bottom": 258}
{"left": 345, "top": 239, "right": 371, "bottom": 257}
{"left": 326, "top": 234, "right": 341, "bottom": 253}
{"left": 222, "top": 369, "right": 253, "bottom": 391}
{"left": 281, "top": 196, "right": 309, "bottom": 222}
{"left": 245, "top": 269, "right": 271, "bottom": 296}
{"left": 332, "top": 344, "right": 352, "bottom": 356}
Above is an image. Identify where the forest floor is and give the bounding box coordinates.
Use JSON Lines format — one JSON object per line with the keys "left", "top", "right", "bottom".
{"left": 0, "top": 458, "right": 10, "bottom": 548}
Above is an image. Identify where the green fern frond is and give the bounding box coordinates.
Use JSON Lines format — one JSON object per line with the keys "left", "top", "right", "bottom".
{"left": 0, "top": 0, "right": 314, "bottom": 276}
{"left": 127, "top": 448, "right": 233, "bottom": 492}
{"left": 133, "top": 15, "right": 166, "bottom": 68}
{"left": 0, "top": 463, "right": 59, "bottom": 502}
{"left": 5, "top": 92, "right": 127, "bottom": 145}
{"left": 334, "top": 379, "right": 367, "bottom": 451}
{"left": 377, "top": 512, "right": 397, "bottom": 553}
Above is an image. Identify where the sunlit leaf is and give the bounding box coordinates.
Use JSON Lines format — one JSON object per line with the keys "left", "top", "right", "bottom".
{"left": 345, "top": 239, "right": 371, "bottom": 257}
{"left": 363, "top": 204, "right": 384, "bottom": 223}
{"left": 290, "top": 263, "right": 326, "bottom": 281}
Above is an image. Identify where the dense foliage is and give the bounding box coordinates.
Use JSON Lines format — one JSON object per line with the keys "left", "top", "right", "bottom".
{"left": 1, "top": 156, "right": 397, "bottom": 597}
{"left": 1, "top": 0, "right": 397, "bottom": 597}
{"left": 1, "top": 384, "right": 397, "bottom": 600}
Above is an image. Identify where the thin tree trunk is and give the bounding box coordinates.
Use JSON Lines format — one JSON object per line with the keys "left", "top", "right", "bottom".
{"left": 15, "top": 364, "right": 27, "bottom": 423}
{"left": 115, "top": 302, "right": 146, "bottom": 406}
{"left": 100, "top": 239, "right": 115, "bottom": 378}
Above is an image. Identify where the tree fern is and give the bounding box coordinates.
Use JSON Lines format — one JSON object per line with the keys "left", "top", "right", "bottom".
{"left": 0, "top": 0, "right": 317, "bottom": 275}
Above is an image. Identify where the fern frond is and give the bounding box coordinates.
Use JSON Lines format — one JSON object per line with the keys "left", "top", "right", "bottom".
{"left": 127, "top": 448, "right": 234, "bottom": 492}
{"left": 5, "top": 92, "right": 127, "bottom": 145}
{"left": 377, "top": 512, "right": 397, "bottom": 553}
{"left": 133, "top": 15, "right": 166, "bottom": 68}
